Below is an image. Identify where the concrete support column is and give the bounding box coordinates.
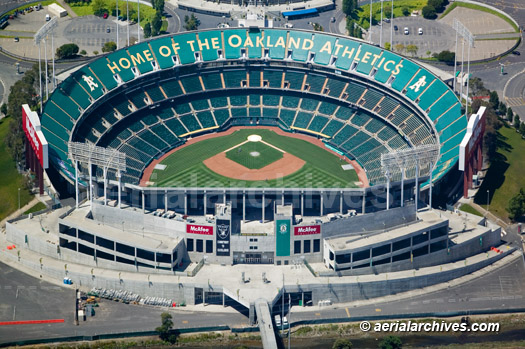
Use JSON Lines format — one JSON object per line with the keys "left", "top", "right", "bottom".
{"left": 75, "top": 160, "right": 79, "bottom": 209}
{"left": 164, "top": 189, "right": 168, "bottom": 212}
{"left": 142, "top": 190, "right": 145, "bottom": 214}
{"left": 340, "top": 191, "right": 343, "bottom": 214}
{"left": 243, "top": 192, "right": 246, "bottom": 221}
{"left": 320, "top": 191, "right": 324, "bottom": 216}
{"left": 222, "top": 292, "right": 225, "bottom": 307}
{"left": 103, "top": 167, "right": 107, "bottom": 206}
{"left": 362, "top": 191, "right": 366, "bottom": 214}
{"left": 415, "top": 161, "right": 419, "bottom": 212}
{"left": 117, "top": 171, "right": 121, "bottom": 209}
{"left": 223, "top": 190, "right": 226, "bottom": 205}
{"left": 301, "top": 192, "right": 304, "bottom": 216}
{"left": 184, "top": 191, "right": 188, "bottom": 215}
{"left": 302, "top": 292, "right": 304, "bottom": 307}
{"left": 281, "top": 191, "right": 284, "bottom": 205}
{"left": 401, "top": 167, "right": 405, "bottom": 207}
{"left": 204, "top": 191, "right": 207, "bottom": 215}
{"left": 262, "top": 191, "right": 265, "bottom": 222}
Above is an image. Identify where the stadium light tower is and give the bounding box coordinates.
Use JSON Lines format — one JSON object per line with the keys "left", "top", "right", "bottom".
{"left": 68, "top": 142, "right": 126, "bottom": 209}
{"left": 380, "top": 0, "right": 383, "bottom": 47}
{"left": 34, "top": 17, "right": 58, "bottom": 113}
{"left": 381, "top": 144, "right": 440, "bottom": 211}
{"left": 390, "top": 0, "right": 393, "bottom": 48}
{"left": 116, "top": 0, "right": 119, "bottom": 49}
{"left": 453, "top": 18, "right": 475, "bottom": 118}
{"left": 369, "top": 0, "right": 373, "bottom": 43}
{"left": 137, "top": 0, "right": 140, "bottom": 43}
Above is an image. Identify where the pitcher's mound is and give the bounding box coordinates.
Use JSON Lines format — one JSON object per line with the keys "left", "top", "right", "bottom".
{"left": 203, "top": 152, "right": 305, "bottom": 181}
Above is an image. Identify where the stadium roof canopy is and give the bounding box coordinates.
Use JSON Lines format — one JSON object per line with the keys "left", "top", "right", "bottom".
{"left": 41, "top": 28, "right": 466, "bottom": 187}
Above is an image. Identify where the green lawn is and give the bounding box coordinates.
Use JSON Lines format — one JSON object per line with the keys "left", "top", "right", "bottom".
{"left": 459, "top": 203, "right": 483, "bottom": 217}
{"left": 356, "top": 0, "right": 427, "bottom": 30}
{"left": 225, "top": 141, "right": 283, "bottom": 169}
{"left": 68, "top": 0, "right": 158, "bottom": 27}
{"left": 23, "top": 201, "right": 47, "bottom": 215}
{"left": 152, "top": 129, "right": 359, "bottom": 188}
{"left": 474, "top": 124, "right": 525, "bottom": 221}
{"left": 440, "top": 2, "right": 519, "bottom": 32}
{"left": 0, "top": 117, "right": 34, "bottom": 221}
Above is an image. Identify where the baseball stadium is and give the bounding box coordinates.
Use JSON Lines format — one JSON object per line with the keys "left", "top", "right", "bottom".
{"left": 5, "top": 27, "right": 515, "bottom": 341}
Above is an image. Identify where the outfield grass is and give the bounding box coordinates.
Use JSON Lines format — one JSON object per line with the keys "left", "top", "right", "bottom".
{"left": 225, "top": 141, "right": 283, "bottom": 169}
{"left": 68, "top": 0, "right": 158, "bottom": 27}
{"left": 459, "top": 203, "right": 483, "bottom": 217}
{"left": 474, "top": 124, "right": 524, "bottom": 221}
{"left": 152, "top": 129, "right": 359, "bottom": 188}
{"left": 440, "top": 2, "right": 519, "bottom": 32}
{"left": 0, "top": 117, "right": 34, "bottom": 221}
{"left": 356, "top": 0, "right": 427, "bottom": 30}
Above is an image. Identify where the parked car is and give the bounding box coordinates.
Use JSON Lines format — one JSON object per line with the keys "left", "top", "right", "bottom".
{"left": 282, "top": 316, "right": 289, "bottom": 328}
{"left": 512, "top": 51, "right": 520, "bottom": 56}
{"left": 14, "top": 37, "right": 19, "bottom": 42}
{"left": 274, "top": 315, "right": 281, "bottom": 327}
{"left": 106, "top": 27, "right": 110, "bottom": 33}
{"left": 330, "top": 17, "right": 336, "bottom": 23}
{"left": 418, "top": 27, "right": 423, "bottom": 35}
{"left": 394, "top": 25, "right": 398, "bottom": 31}
{"left": 103, "top": 13, "right": 108, "bottom": 19}
{"left": 404, "top": 27, "right": 409, "bottom": 35}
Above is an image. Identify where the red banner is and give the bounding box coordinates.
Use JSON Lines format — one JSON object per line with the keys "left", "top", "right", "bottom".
{"left": 294, "top": 225, "right": 320, "bottom": 236}
{"left": 22, "top": 104, "right": 48, "bottom": 169}
{"left": 186, "top": 224, "right": 213, "bottom": 235}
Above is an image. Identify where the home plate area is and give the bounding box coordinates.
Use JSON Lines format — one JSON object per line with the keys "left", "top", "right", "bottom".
{"left": 203, "top": 134, "right": 306, "bottom": 181}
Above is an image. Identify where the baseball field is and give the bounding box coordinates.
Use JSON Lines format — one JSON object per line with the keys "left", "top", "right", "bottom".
{"left": 148, "top": 128, "right": 360, "bottom": 188}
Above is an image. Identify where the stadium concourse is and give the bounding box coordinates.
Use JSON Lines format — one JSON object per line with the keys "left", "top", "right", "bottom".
{"left": 5, "top": 27, "right": 515, "bottom": 346}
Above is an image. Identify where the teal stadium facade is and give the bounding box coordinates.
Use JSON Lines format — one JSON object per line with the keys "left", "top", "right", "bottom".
{"left": 41, "top": 28, "right": 467, "bottom": 216}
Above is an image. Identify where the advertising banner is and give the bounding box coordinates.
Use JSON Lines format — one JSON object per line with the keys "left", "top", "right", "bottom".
{"left": 216, "top": 219, "right": 230, "bottom": 256}
{"left": 294, "top": 225, "right": 321, "bottom": 236}
{"left": 186, "top": 224, "right": 213, "bottom": 235}
{"left": 22, "top": 104, "right": 48, "bottom": 169}
{"left": 276, "top": 219, "right": 291, "bottom": 257}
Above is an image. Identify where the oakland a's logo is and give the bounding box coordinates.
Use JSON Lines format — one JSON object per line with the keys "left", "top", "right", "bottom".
{"left": 217, "top": 224, "right": 229, "bottom": 239}
{"left": 279, "top": 223, "right": 288, "bottom": 234}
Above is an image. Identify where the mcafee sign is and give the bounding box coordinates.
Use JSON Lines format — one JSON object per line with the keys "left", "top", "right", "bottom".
{"left": 294, "top": 225, "right": 321, "bottom": 236}
{"left": 22, "top": 104, "right": 48, "bottom": 169}
{"left": 186, "top": 224, "right": 213, "bottom": 235}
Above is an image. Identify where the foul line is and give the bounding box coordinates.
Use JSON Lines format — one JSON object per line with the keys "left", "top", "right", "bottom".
{"left": 0, "top": 319, "right": 65, "bottom": 326}
{"left": 222, "top": 138, "right": 286, "bottom": 153}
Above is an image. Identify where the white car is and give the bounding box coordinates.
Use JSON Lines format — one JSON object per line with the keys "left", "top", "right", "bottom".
{"left": 418, "top": 28, "right": 423, "bottom": 35}
{"left": 274, "top": 314, "right": 281, "bottom": 327}
{"left": 404, "top": 27, "right": 409, "bottom": 35}
{"left": 282, "top": 316, "right": 289, "bottom": 328}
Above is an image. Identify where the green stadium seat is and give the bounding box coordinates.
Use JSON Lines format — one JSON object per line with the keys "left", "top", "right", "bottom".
{"left": 148, "top": 37, "right": 176, "bottom": 69}
{"left": 111, "top": 98, "right": 132, "bottom": 117}
{"left": 417, "top": 80, "right": 448, "bottom": 111}
{"left": 318, "top": 102, "right": 337, "bottom": 116}
{"left": 428, "top": 91, "right": 460, "bottom": 122}
{"left": 191, "top": 99, "right": 210, "bottom": 111}
{"left": 322, "top": 119, "right": 344, "bottom": 137}
{"left": 376, "top": 96, "right": 399, "bottom": 118}
{"left": 128, "top": 90, "right": 147, "bottom": 109}
{"left": 262, "top": 107, "right": 279, "bottom": 118}
{"left": 279, "top": 109, "right": 296, "bottom": 127}
{"left": 312, "top": 33, "right": 336, "bottom": 65}
{"left": 139, "top": 129, "right": 168, "bottom": 150}
{"left": 223, "top": 29, "right": 245, "bottom": 59}
{"left": 249, "top": 107, "right": 261, "bottom": 117}
{"left": 391, "top": 59, "right": 419, "bottom": 92}
{"left": 161, "top": 79, "right": 183, "bottom": 97}
{"left": 334, "top": 38, "right": 360, "bottom": 70}
{"left": 59, "top": 79, "right": 91, "bottom": 110}
{"left": 71, "top": 66, "right": 104, "bottom": 100}
{"left": 350, "top": 111, "right": 369, "bottom": 127}
{"left": 117, "top": 128, "right": 132, "bottom": 141}
{"left": 142, "top": 114, "right": 158, "bottom": 126}
{"left": 342, "top": 132, "right": 370, "bottom": 152}
{"left": 289, "top": 31, "right": 312, "bottom": 62}
{"left": 157, "top": 108, "right": 175, "bottom": 120}
{"left": 249, "top": 94, "right": 261, "bottom": 106}
{"left": 129, "top": 137, "right": 159, "bottom": 156}
{"left": 263, "top": 70, "right": 283, "bottom": 88}
{"left": 361, "top": 89, "right": 383, "bottom": 110}
{"left": 165, "top": 117, "right": 188, "bottom": 136}
{"left": 356, "top": 44, "right": 381, "bottom": 76}
{"left": 345, "top": 82, "right": 366, "bottom": 104}
{"left": 249, "top": 70, "right": 261, "bottom": 87}
{"left": 247, "top": 29, "right": 263, "bottom": 58}
{"left": 332, "top": 124, "right": 357, "bottom": 145}
{"left": 308, "top": 115, "right": 329, "bottom": 133}
{"left": 127, "top": 42, "right": 155, "bottom": 74}
{"left": 108, "top": 138, "right": 122, "bottom": 149}
{"left": 305, "top": 74, "right": 326, "bottom": 93}
{"left": 300, "top": 98, "right": 319, "bottom": 111}
{"left": 325, "top": 78, "right": 346, "bottom": 98}
{"left": 281, "top": 96, "right": 300, "bottom": 108}
{"left": 230, "top": 95, "right": 247, "bottom": 106}
{"left": 41, "top": 127, "right": 68, "bottom": 156}
{"left": 151, "top": 123, "right": 179, "bottom": 145}
{"left": 179, "top": 114, "right": 201, "bottom": 132}
{"left": 88, "top": 57, "right": 119, "bottom": 90}
{"left": 107, "top": 50, "right": 136, "bottom": 82}
{"left": 201, "top": 72, "right": 223, "bottom": 90}
{"left": 197, "top": 30, "right": 221, "bottom": 61}
{"left": 125, "top": 157, "right": 145, "bottom": 171}
{"left": 50, "top": 90, "right": 81, "bottom": 120}
{"left": 172, "top": 33, "right": 198, "bottom": 64}
{"left": 44, "top": 102, "right": 73, "bottom": 130}
{"left": 175, "top": 102, "right": 191, "bottom": 115}
{"left": 335, "top": 106, "right": 354, "bottom": 120}
{"left": 231, "top": 107, "right": 247, "bottom": 118}
{"left": 144, "top": 85, "right": 165, "bottom": 102}
{"left": 373, "top": 50, "right": 403, "bottom": 84}
{"left": 223, "top": 70, "right": 246, "bottom": 88}
{"left": 266, "top": 29, "right": 287, "bottom": 60}
{"left": 210, "top": 97, "right": 228, "bottom": 108}
{"left": 293, "top": 111, "right": 314, "bottom": 129}
{"left": 196, "top": 110, "right": 216, "bottom": 128}
{"left": 213, "top": 108, "right": 230, "bottom": 126}
{"left": 364, "top": 118, "right": 384, "bottom": 133}
{"left": 405, "top": 69, "right": 436, "bottom": 101}
{"left": 180, "top": 75, "right": 203, "bottom": 93}
{"left": 128, "top": 119, "right": 145, "bottom": 133}
{"left": 285, "top": 71, "right": 304, "bottom": 90}
{"left": 120, "top": 143, "right": 150, "bottom": 163}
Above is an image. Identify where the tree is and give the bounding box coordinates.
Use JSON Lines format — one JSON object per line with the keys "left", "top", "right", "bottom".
{"left": 313, "top": 23, "right": 324, "bottom": 32}
{"left": 342, "top": 0, "right": 358, "bottom": 16}
{"left": 401, "top": 7, "right": 410, "bottom": 16}
{"left": 153, "top": 0, "right": 164, "bottom": 13}
{"left": 426, "top": 50, "right": 431, "bottom": 57}
{"left": 514, "top": 114, "right": 520, "bottom": 130}
{"left": 428, "top": 0, "right": 445, "bottom": 12}
{"left": 156, "top": 312, "right": 177, "bottom": 343}
{"left": 406, "top": 44, "right": 418, "bottom": 57}
{"left": 435, "top": 50, "right": 455, "bottom": 64}
{"left": 384, "top": 5, "right": 392, "bottom": 19}
{"left": 1, "top": 103, "right": 7, "bottom": 116}
{"left": 422, "top": 5, "right": 437, "bottom": 19}
{"left": 152, "top": 12, "right": 162, "bottom": 36}
{"left": 489, "top": 91, "right": 499, "bottom": 109}
{"left": 394, "top": 43, "right": 405, "bottom": 54}
{"left": 507, "top": 107, "right": 514, "bottom": 121}
{"left": 379, "top": 335, "right": 402, "bottom": 349}
{"left": 520, "top": 122, "right": 525, "bottom": 137}
{"left": 184, "top": 14, "right": 200, "bottom": 31}
{"left": 102, "top": 41, "right": 117, "bottom": 53}
{"left": 56, "top": 43, "right": 79, "bottom": 59}
{"left": 507, "top": 189, "right": 525, "bottom": 221}
{"left": 469, "top": 77, "right": 489, "bottom": 97}
{"left": 498, "top": 102, "right": 507, "bottom": 116}
{"left": 333, "top": 338, "right": 353, "bottom": 349}
{"left": 384, "top": 42, "right": 391, "bottom": 51}
{"left": 144, "top": 22, "right": 152, "bottom": 38}
{"left": 92, "top": 0, "right": 107, "bottom": 17}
